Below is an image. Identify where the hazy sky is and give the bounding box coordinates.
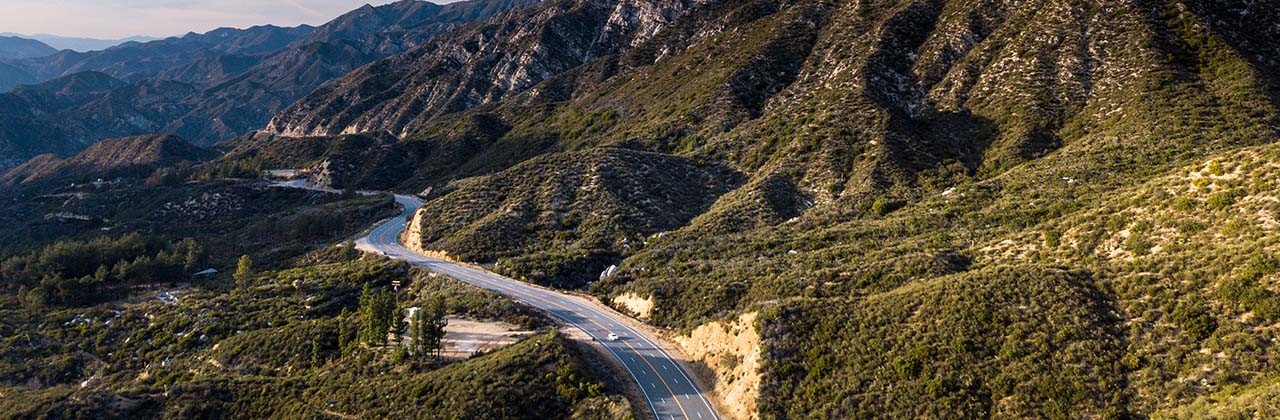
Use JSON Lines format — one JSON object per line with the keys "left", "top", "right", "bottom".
{"left": 0, "top": 0, "right": 413, "bottom": 39}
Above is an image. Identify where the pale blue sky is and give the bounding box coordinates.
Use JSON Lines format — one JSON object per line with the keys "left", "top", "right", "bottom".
{"left": 0, "top": 0, "right": 416, "bottom": 39}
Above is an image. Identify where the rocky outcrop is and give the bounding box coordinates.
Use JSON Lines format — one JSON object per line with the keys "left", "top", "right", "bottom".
{"left": 402, "top": 207, "right": 429, "bottom": 255}
{"left": 673, "top": 312, "right": 761, "bottom": 420}
{"left": 162, "top": 0, "right": 538, "bottom": 144}
{"left": 264, "top": 0, "right": 705, "bottom": 138}
{"left": 611, "top": 292, "right": 654, "bottom": 319}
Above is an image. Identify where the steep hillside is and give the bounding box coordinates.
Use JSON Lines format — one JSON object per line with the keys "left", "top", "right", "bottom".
{"left": 0, "top": 134, "right": 215, "bottom": 186}
{"left": 0, "top": 61, "right": 37, "bottom": 92}
{"left": 234, "top": 0, "right": 1280, "bottom": 416}
{"left": 0, "top": 73, "right": 196, "bottom": 170}
{"left": 404, "top": 147, "right": 740, "bottom": 287}
{"left": 14, "top": 25, "right": 314, "bottom": 84}
{"left": 164, "top": 0, "right": 538, "bottom": 144}
{"left": 265, "top": 0, "right": 701, "bottom": 138}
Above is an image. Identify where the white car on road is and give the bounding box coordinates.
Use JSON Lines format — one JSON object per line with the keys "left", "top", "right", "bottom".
{"left": 606, "top": 333, "right": 620, "bottom": 341}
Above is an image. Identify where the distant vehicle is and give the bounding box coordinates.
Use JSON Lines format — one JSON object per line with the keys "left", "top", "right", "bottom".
{"left": 607, "top": 333, "right": 620, "bottom": 341}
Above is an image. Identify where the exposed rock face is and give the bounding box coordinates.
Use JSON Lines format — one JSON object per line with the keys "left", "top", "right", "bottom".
{"left": 240, "top": 0, "right": 1280, "bottom": 416}
{"left": 265, "top": 0, "right": 704, "bottom": 138}
{"left": 160, "top": 0, "right": 539, "bottom": 145}
{"left": 610, "top": 292, "right": 653, "bottom": 319}
{"left": 673, "top": 312, "right": 761, "bottom": 420}
{"left": 402, "top": 208, "right": 429, "bottom": 254}
{"left": 5, "top": 0, "right": 1278, "bottom": 417}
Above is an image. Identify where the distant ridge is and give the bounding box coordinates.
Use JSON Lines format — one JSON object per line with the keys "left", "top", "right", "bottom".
{"left": 0, "top": 36, "right": 56, "bottom": 59}
{"left": 0, "top": 33, "right": 161, "bottom": 52}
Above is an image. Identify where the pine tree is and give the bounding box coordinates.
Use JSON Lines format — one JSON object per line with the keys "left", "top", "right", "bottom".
{"left": 391, "top": 302, "right": 405, "bottom": 338}
{"left": 425, "top": 297, "right": 449, "bottom": 359}
{"left": 233, "top": 255, "right": 253, "bottom": 287}
{"left": 179, "top": 239, "right": 204, "bottom": 271}
{"left": 378, "top": 290, "right": 394, "bottom": 345}
{"left": 310, "top": 337, "right": 322, "bottom": 367}
{"left": 359, "top": 283, "right": 398, "bottom": 346}
{"left": 359, "top": 283, "right": 378, "bottom": 345}
{"left": 93, "top": 265, "right": 109, "bottom": 283}
{"left": 379, "top": 290, "right": 398, "bottom": 346}
{"left": 409, "top": 308, "right": 427, "bottom": 356}
{"left": 341, "top": 240, "right": 359, "bottom": 260}
{"left": 338, "top": 307, "right": 352, "bottom": 353}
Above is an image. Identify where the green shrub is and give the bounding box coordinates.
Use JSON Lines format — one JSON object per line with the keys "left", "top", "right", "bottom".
{"left": 1206, "top": 189, "right": 1246, "bottom": 210}
{"left": 871, "top": 197, "right": 904, "bottom": 216}
{"left": 1207, "top": 160, "right": 1225, "bottom": 176}
{"left": 1043, "top": 230, "right": 1062, "bottom": 248}
{"left": 1170, "top": 301, "right": 1217, "bottom": 340}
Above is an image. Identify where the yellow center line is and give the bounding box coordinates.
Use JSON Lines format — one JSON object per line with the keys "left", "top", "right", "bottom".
{"left": 454, "top": 272, "right": 690, "bottom": 419}
{"left": 379, "top": 206, "right": 702, "bottom": 419}
{"left": 515, "top": 289, "right": 693, "bottom": 420}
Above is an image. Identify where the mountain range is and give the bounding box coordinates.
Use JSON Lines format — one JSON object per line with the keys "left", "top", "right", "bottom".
{"left": 0, "top": 0, "right": 537, "bottom": 170}
{"left": 4, "top": 0, "right": 1280, "bottom": 417}
{"left": 0, "top": 33, "right": 161, "bottom": 52}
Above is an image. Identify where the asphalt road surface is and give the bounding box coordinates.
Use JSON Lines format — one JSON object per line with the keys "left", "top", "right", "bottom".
{"left": 353, "top": 193, "right": 721, "bottom": 420}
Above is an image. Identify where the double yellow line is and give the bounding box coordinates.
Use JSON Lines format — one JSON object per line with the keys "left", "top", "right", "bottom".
{"left": 381, "top": 200, "right": 706, "bottom": 419}
{"left": 453, "top": 268, "right": 696, "bottom": 420}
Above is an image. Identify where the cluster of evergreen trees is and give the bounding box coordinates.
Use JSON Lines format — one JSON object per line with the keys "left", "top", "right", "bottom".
{"left": 410, "top": 298, "right": 449, "bottom": 359}
{"left": 359, "top": 284, "right": 398, "bottom": 345}
{"left": 350, "top": 283, "right": 448, "bottom": 359}
{"left": 2, "top": 234, "right": 206, "bottom": 307}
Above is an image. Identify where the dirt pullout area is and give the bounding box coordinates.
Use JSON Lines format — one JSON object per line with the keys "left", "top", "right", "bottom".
{"left": 611, "top": 292, "right": 654, "bottom": 320}
{"left": 673, "top": 312, "right": 761, "bottom": 420}
{"left": 440, "top": 317, "right": 534, "bottom": 359}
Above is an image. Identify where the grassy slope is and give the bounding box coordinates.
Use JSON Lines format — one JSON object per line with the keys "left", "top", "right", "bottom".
{"left": 411, "top": 147, "right": 741, "bottom": 287}
{"left": 605, "top": 0, "right": 1280, "bottom": 416}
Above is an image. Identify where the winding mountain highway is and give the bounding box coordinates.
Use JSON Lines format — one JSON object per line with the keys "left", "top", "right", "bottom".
{"left": 340, "top": 189, "right": 721, "bottom": 420}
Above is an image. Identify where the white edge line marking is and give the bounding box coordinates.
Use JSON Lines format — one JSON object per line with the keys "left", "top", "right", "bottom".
{"left": 361, "top": 193, "right": 720, "bottom": 420}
